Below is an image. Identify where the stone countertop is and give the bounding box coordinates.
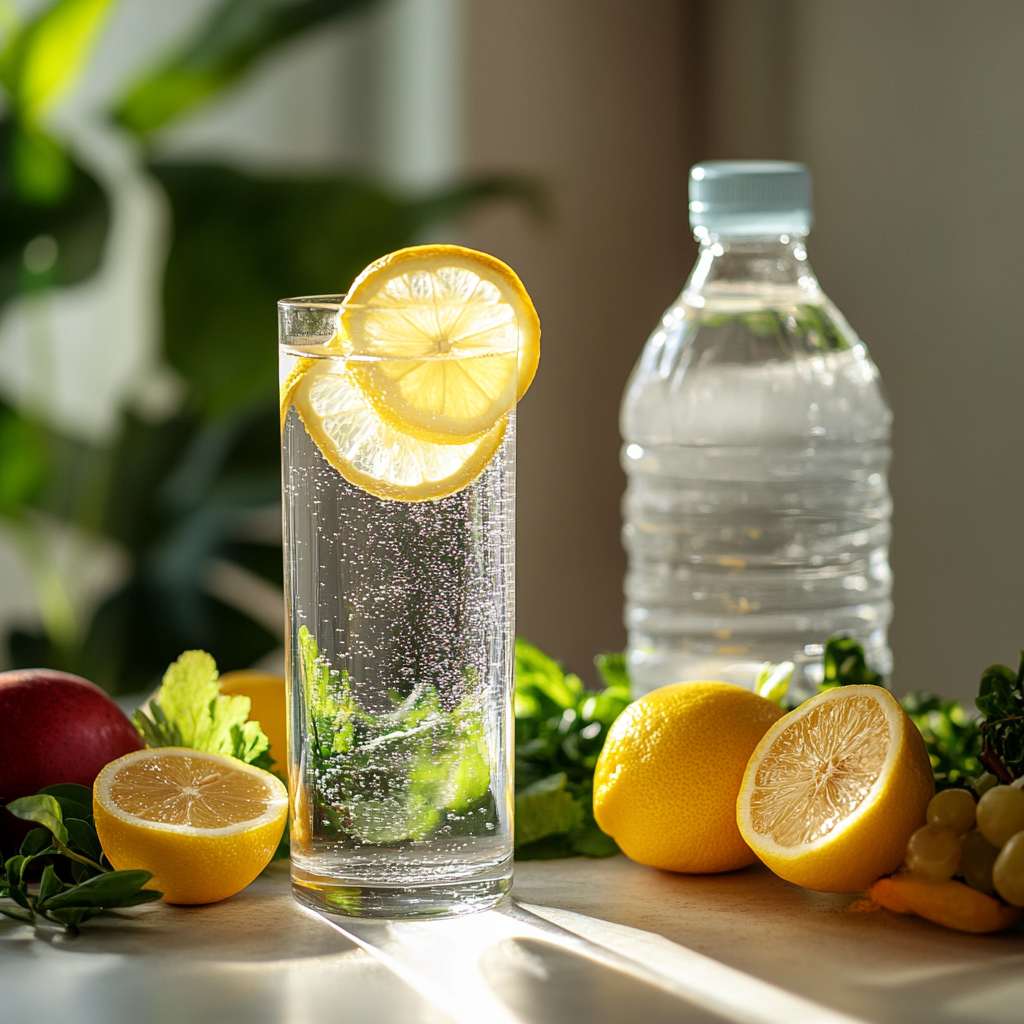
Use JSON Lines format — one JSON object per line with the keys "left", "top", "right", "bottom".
{"left": 2, "top": 858, "right": 1022, "bottom": 1024}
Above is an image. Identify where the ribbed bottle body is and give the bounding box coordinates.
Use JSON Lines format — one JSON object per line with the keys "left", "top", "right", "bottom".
{"left": 621, "top": 252, "right": 892, "bottom": 698}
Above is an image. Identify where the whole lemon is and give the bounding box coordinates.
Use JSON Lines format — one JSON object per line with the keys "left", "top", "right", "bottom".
{"left": 593, "top": 681, "right": 785, "bottom": 873}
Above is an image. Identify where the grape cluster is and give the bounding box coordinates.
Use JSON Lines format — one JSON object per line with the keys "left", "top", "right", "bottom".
{"left": 904, "top": 775, "right": 1024, "bottom": 905}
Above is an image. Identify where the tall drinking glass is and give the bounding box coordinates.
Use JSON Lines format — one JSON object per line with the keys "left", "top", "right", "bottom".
{"left": 279, "top": 295, "right": 515, "bottom": 918}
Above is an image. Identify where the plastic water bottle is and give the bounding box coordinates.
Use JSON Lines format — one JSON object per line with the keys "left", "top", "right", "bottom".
{"left": 621, "top": 161, "right": 892, "bottom": 699}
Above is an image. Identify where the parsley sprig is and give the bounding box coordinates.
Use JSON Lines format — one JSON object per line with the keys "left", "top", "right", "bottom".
{"left": 975, "top": 653, "right": 1024, "bottom": 783}
{"left": 132, "top": 650, "right": 273, "bottom": 770}
{"left": 1, "top": 784, "right": 160, "bottom": 934}
{"left": 513, "top": 640, "right": 631, "bottom": 859}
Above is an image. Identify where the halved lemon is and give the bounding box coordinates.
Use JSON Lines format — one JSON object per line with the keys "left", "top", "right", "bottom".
{"left": 336, "top": 244, "right": 540, "bottom": 442}
{"left": 93, "top": 748, "right": 288, "bottom": 905}
{"left": 736, "top": 684, "right": 933, "bottom": 893}
{"left": 291, "top": 358, "right": 508, "bottom": 502}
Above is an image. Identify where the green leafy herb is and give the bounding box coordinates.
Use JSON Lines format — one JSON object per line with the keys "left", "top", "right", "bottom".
{"left": 299, "top": 626, "right": 493, "bottom": 844}
{"left": 755, "top": 660, "right": 795, "bottom": 706}
{"left": 900, "top": 692, "right": 983, "bottom": 790}
{"left": 132, "top": 649, "right": 273, "bottom": 770}
{"left": 512, "top": 640, "right": 629, "bottom": 859}
{"left": 1, "top": 784, "right": 161, "bottom": 934}
{"left": 974, "top": 653, "right": 1024, "bottom": 782}
{"left": 818, "top": 636, "right": 885, "bottom": 690}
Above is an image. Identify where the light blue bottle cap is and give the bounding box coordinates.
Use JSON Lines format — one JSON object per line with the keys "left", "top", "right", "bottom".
{"left": 689, "top": 161, "right": 812, "bottom": 238}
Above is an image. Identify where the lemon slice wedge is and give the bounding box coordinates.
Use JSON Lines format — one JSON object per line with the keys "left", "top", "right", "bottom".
{"left": 736, "top": 684, "right": 934, "bottom": 893}
{"left": 336, "top": 244, "right": 540, "bottom": 443}
{"left": 291, "top": 357, "right": 508, "bottom": 501}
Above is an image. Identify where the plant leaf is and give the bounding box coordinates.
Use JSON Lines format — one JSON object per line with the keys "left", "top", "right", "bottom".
{"left": 0, "top": 905, "right": 34, "bottom": 923}
{"left": 36, "top": 863, "right": 63, "bottom": 903}
{"left": 134, "top": 649, "right": 272, "bottom": 766}
{"left": 818, "top": 636, "right": 883, "bottom": 690}
{"left": 39, "top": 869, "right": 158, "bottom": 910}
{"left": 19, "top": 828, "right": 54, "bottom": 858}
{"left": 5, "top": 794, "right": 68, "bottom": 845}
{"left": 39, "top": 783, "right": 93, "bottom": 821}
{"left": 756, "top": 661, "right": 794, "bottom": 705}
{"left": 0, "top": 0, "right": 115, "bottom": 122}
{"left": 514, "top": 773, "right": 583, "bottom": 849}
{"left": 593, "top": 651, "right": 631, "bottom": 692}
{"left": 63, "top": 818, "right": 102, "bottom": 863}
{"left": 113, "top": 0, "right": 379, "bottom": 136}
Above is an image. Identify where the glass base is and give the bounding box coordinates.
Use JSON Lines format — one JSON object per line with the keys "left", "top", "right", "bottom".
{"left": 292, "top": 873, "right": 512, "bottom": 920}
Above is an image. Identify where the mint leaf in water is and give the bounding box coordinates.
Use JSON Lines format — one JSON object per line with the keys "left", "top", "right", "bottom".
{"left": 300, "top": 626, "right": 495, "bottom": 844}
{"left": 133, "top": 650, "right": 272, "bottom": 769}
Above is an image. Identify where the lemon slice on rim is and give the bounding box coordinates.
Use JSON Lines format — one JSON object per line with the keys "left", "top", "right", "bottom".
{"left": 336, "top": 244, "right": 540, "bottom": 443}
{"left": 736, "top": 684, "right": 934, "bottom": 893}
{"left": 291, "top": 357, "right": 508, "bottom": 502}
{"left": 93, "top": 748, "right": 288, "bottom": 905}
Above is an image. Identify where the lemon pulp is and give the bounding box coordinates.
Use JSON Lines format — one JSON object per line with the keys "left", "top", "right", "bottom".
{"left": 338, "top": 245, "right": 539, "bottom": 443}
{"left": 292, "top": 357, "right": 508, "bottom": 502}
{"left": 748, "top": 694, "right": 889, "bottom": 846}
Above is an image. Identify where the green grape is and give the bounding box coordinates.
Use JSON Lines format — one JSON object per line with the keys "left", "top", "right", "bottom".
{"left": 993, "top": 831, "right": 1024, "bottom": 907}
{"left": 926, "top": 788, "right": 976, "bottom": 835}
{"left": 974, "top": 772, "right": 999, "bottom": 797}
{"left": 976, "top": 785, "right": 1024, "bottom": 848}
{"left": 959, "top": 829, "right": 1000, "bottom": 895}
{"left": 906, "top": 824, "right": 961, "bottom": 881}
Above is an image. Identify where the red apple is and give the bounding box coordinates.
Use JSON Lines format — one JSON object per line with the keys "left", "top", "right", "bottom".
{"left": 0, "top": 669, "right": 144, "bottom": 855}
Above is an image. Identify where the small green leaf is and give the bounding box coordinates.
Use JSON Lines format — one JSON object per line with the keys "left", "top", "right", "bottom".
{"left": 19, "top": 828, "right": 54, "bottom": 858}
{"left": 37, "top": 864, "right": 63, "bottom": 903}
{"left": 39, "top": 783, "right": 93, "bottom": 821}
{"left": 756, "top": 660, "right": 794, "bottom": 705}
{"left": 514, "top": 773, "right": 583, "bottom": 848}
{"left": 0, "top": 905, "right": 34, "bottom": 923}
{"left": 46, "top": 906, "right": 99, "bottom": 930}
{"left": 64, "top": 818, "right": 102, "bottom": 863}
{"left": 819, "top": 637, "right": 883, "bottom": 691}
{"left": 594, "top": 652, "right": 631, "bottom": 691}
{"left": 5, "top": 794, "right": 67, "bottom": 845}
{"left": 40, "top": 869, "right": 158, "bottom": 910}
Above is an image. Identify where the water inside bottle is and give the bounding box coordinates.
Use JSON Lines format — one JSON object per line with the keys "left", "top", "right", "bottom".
{"left": 621, "top": 244, "right": 892, "bottom": 700}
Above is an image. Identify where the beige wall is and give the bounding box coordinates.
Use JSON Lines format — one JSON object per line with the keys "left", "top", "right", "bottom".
{"left": 461, "top": 0, "right": 692, "bottom": 683}
{"left": 464, "top": 0, "right": 1024, "bottom": 702}
{"left": 791, "top": 0, "right": 1024, "bottom": 701}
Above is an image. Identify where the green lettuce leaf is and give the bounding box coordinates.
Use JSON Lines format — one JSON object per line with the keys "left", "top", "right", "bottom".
{"left": 132, "top": 650, "right": 272, "bottom": 769}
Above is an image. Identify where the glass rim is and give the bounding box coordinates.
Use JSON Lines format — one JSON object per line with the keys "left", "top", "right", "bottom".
{"left": 278, "top": 294, "right": 347, "bottom": 311}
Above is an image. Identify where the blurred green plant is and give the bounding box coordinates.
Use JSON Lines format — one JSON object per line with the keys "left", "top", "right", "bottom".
{"left": 0, "top": 0, "right": 541, "bottom": 691}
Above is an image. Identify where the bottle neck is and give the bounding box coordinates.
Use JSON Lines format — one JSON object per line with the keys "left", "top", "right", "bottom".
{"left": 683, "top": 234, "right": 821, "bottom": 304}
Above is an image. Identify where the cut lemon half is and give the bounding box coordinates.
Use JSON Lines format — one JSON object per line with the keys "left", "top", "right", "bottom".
{"left": 93, "top": 748, "right": 288, "bottom": 905}
{"left": 291, "top": 358, "right": 507, "bottom": 501}
{"left": 336, "top": 244, "right": 540, "bottom": 442}
{"left": 736, "top": 684, "right": 933, "bottom": 893}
